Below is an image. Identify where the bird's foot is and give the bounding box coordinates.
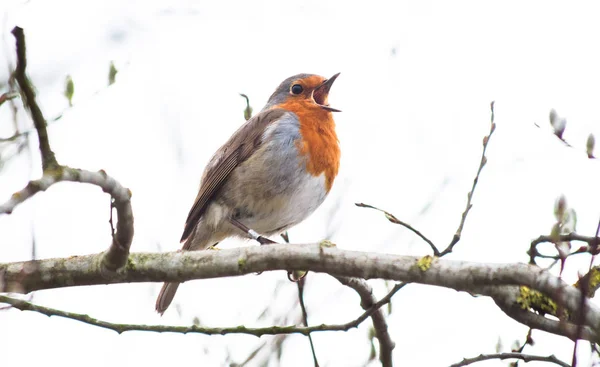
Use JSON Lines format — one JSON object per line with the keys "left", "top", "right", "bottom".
{"left": 287, "top": 270, "right": 308, "bottom": 282}
{"left": 257, "top": 236, "right": 277, "bottom": 245}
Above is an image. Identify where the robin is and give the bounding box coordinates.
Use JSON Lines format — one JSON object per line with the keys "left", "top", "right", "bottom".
{"left": 155, "top": 73, "right": 341, "bottom": 314}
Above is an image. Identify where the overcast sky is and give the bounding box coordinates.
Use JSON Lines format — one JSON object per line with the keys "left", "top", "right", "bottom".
{"left": 1, "top": 1, "right": 600, "bottom": 366}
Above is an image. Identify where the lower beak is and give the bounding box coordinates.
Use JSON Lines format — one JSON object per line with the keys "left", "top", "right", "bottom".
{"left": 314, "top": 72, "right": 341, "bottom": 112}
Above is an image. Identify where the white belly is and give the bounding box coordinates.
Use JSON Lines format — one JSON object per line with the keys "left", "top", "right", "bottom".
{"left": 247, "top": 172, "right": 327, "bottom": 234}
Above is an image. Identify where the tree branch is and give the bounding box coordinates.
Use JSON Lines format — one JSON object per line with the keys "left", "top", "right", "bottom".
{"left": 0, "top": 294, "right": 352, "bottom": 336}
{"left": 0, "top": 167, "right": 133, "bottom": 272}
{"left": 486, "top": 285, "right": 599, "bottom": 343}
{"left": 529, "top": 232, "right": 600, "bottom": 264}
{"left": 11, "top": 26, "right": 58, "bottom": 170}
{"left": 1, "top": 243, "right": 598, "bottom": 341}
{"left": 335, "top": 276, "right": 395, "bottom": 367}
{"left": 297, "top": 276, "right": 320, "bottom": 367}
{"left": 352, "top": 101, "right": 498, "bottom": 336}
{"left": 571, "top": 217, "right": 600, "bottom": 366}
{"left": 442, "top": 101, "right": 496, "bottom": 255}
{"left": 5, "top": 26, "right": 133, "bottom": 272}
{"left": 449, "top": 352, "right": 570, "bottom": 367}
{"left": 0, "top": 92, "right": 18, "bottom": 109}
{"left": 355, "top": 203, "right": 439, "bottom": 256}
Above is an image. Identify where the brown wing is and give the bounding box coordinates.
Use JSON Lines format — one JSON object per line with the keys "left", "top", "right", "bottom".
{"left": 180, "top": 108, "right": 287, "bottom": 243}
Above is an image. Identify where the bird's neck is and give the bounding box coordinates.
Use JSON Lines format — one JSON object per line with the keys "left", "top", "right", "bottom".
{"left": 277, "top": 101, "right": 340, "bottom": 192}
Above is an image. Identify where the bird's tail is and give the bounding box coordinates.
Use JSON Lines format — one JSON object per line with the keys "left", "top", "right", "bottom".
{"left": 155, "top": 282, "right": 180, "bottom": 315}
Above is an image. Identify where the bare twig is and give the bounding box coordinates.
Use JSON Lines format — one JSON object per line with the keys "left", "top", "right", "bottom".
{"left": 0, "top": 92, "right": 18, "bottom": 108}
{"left": 297, "top": 277, "right": 320, "bottom": 367}
{"left": 0, "top": 167, "right": 133, "bottom": 271}
{"left": 449, "top": 352, "right": 570, "bottom": 367}
{"left": 571, "top": 217, "right": 600, "bottom": 367}
{"left": 11, "top": 26, "right": 58, "bottom": 170}
{"left": 0, "top": 131, "right": 26, "bottom": 143}
{"left": 530, "top": 233, "right": 600, "bottom": 248}
{"left": 528, "top": 232, "right": 600, "bottom": 264}
{"left": 351, "top": 102, "right": 498, "bottom": 330}
{"left": 0, "top": 292, "right": 391, "bottom": 344}
{"left": 441, "top": 101, "right": 496, "bottom": 256}
{"left": 490, "top": 287, "right": 598, "bottom": 343}
{"left": 0, "top": 295, "right": 354, "bottom": 336}
{"left": 355, "top": 203, "right": 439, "bottom": 256}
{"left": 336, "top": 282, "right": 408, "bottom": 339}
{"left": 282, "top": 232, "right": 320, "bottom": 367}
{"left": 4, "top": 26, "right": 134, "bottom": 273}
{"left": 513, "top": 328, "right": 534, "bottom": 353}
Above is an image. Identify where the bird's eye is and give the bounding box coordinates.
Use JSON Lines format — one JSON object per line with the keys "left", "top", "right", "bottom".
{"left": 291, "top": 84, "right": 303, "bottom": 95}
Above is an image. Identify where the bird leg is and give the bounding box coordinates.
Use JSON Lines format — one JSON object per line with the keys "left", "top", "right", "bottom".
{"left": 228, "top": 217, "right": 308, "bottom": 281}
{"left": 228, "top": 217, "right": 277, "bottom": 245}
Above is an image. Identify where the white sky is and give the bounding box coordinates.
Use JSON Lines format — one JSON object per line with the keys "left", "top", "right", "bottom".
{"left": 1, "top": 0, "right": 600, "bottom": 366}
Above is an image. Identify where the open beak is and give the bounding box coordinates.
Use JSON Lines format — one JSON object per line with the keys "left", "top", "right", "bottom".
{"left": 313, "top": 72, "right": 341, "bottom": 112}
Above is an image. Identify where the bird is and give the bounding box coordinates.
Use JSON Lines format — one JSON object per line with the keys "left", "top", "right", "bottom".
{"left": 155, "top": 73, "right": 342, "bottom": 314}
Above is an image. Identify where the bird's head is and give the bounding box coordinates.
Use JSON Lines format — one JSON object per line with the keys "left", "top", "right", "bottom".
{"left": 266, "top": 73, "right": 341, "bottom": 112}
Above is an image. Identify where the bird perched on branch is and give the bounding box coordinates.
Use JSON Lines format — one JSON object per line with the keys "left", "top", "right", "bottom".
{"left": 156, "top": 73, "right": 342, "bottom": 314}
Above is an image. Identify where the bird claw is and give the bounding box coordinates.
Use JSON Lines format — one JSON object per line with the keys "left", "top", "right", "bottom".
{"left": 287, "top": 270, "right": 308, "bottom": 282}
{"left": 257, "top": 236, "right": 277, "bottom": 245}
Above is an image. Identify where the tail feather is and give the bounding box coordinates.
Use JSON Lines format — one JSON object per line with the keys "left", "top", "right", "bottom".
{"left": 155, "top": 282, "right": 180, "bottom": 315}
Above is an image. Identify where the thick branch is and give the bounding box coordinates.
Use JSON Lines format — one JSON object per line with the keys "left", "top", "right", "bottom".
{"left": 0, "top": 167, "right": 133, "bottom": 271}
{"left": 478, "top": 285, "right": 599, "bottom": 342}
{"left": 1, "top": 243, "right": 598, "bottom": 339}
{"left": 11, "top": 26, "right": 58, "bottom": 170}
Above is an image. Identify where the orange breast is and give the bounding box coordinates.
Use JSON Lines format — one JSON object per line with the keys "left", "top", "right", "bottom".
{"left": 276, "top": 100, "right": 340, "bottom": 192}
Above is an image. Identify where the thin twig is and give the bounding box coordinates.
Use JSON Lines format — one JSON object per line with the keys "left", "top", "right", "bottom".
{"left": 350, "top": 102, "right": 498, "bottom": 331}
{"left": 571, "top": 217, "right": 600, "bottom": 367}
{"left": 441, "top": 101, "right": 496, "bottom": 256}
{"left": 449, "top": 352, "right": 570, "bottom": 367}
{"left": 282, "top": 232, "right": 320, "bottom": 367}
{"left": 530, "top": 232, "right": 600, "bottom": 247}
{"left": 0, "top": 294, "right": 384, "bottom": 337}
{"left": 0, "top": 92, "right": 18, "bottom": 108}
{"left": 343, "top": 283, "right": 408, "bottom": 330}
{"left": 0, "top": 130, "right": 27, "bottom": 143}
{"left": 11, "top": 26, "right": 58, "bottom": 170}
{"left": 529, "top": 232, "right": 600, "bottom": 264}
{"left": 513, "top": 328, "right": 534, "bottom": 353}
{"left": 355, "top": 202, "right": 439, "bottom": 256}
{"left": 297, "top": 277, "right": 320, "bottom": 367}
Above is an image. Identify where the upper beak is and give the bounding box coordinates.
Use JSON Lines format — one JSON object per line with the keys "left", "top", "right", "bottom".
{"left": 314, "top": 72, "right": 341, "bottom": 112}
